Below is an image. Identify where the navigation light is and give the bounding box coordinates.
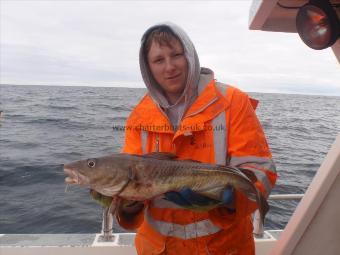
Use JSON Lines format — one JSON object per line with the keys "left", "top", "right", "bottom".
{"left": 296, "top": 0, "right": 339, "bottom": 50}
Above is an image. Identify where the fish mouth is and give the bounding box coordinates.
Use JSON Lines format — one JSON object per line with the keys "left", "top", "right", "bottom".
{"left": 64, "top": 167, "right": 79, "bottom": 184}
{"left": 64, "top": 167, "right": 89, "bottom": 185}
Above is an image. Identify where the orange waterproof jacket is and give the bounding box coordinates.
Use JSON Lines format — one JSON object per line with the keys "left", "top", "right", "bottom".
{"left": 119, "top": 79, "right": 277, "bottom": 255}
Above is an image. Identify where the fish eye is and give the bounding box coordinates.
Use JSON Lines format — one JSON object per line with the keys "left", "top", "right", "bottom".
{"left": 87, "top": 159, "right": 96, "bottom": 168}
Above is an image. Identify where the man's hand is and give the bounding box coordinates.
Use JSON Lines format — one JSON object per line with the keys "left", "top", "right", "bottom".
{"left": 164, "top": 186, "right": 234, "bottom": 211}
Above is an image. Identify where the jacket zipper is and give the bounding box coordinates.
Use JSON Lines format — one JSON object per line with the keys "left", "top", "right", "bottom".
{"left": 155, "top": 133, "right": 159, "bottom": 152}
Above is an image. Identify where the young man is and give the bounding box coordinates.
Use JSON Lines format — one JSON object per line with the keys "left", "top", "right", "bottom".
{"left": 117, "top": 22, "right": 277, "bottom": 255}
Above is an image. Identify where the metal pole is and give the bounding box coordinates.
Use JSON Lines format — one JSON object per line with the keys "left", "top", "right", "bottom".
{"left": 100, "top": 207, "right": 115, "bottom": 242}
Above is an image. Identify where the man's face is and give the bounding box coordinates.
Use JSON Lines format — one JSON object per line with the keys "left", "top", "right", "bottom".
{"left": 147, "top": 38, "right": 188, "bottom": 99}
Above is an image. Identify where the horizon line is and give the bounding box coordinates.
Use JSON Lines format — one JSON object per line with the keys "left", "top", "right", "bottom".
{"left": 1, "top": 83, "right": 339, "bottom": 97}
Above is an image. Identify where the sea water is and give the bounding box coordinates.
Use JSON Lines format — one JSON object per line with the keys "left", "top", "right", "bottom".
{"left": 0, "top": 84, "right": 339, "bottom": 233}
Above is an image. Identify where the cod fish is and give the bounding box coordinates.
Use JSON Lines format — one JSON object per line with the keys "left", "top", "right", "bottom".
{"left": 64, "top": 152, "right": 269, "bottom": 223}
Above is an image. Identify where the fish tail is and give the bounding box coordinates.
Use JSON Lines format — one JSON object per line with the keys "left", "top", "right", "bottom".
{"left": 258, "top": 192, "right": 269, "bottom": 225}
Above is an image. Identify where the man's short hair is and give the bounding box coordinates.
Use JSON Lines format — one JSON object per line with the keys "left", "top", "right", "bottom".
{"left": 143, "top": 26, "right": 181, "bottom": 56}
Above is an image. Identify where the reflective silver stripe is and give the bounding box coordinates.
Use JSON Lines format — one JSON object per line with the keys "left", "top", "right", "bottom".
{"left": 145, "top": 210, "right": 221, "bottom": 239}
{"left": 212, "top": 82, "right": 228, "bottom": 165}
{"left": 230, "top": 156, "right": 276, "bottom": 173}
{"left": 212, "top": 110, "right": 227, "bottom": 165}
{"left": 141, "top": 130, "right": 147, "bottom": 154}
{"left": 215, "top": 81, "right": 227, "bottom": 96}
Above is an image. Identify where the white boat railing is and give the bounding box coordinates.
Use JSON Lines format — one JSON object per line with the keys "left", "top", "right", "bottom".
{"left": 98, "top": 193, "right": 305, "bottom": 242}
{"left": 253, "top": 194, "right": 304, "bottom": 237}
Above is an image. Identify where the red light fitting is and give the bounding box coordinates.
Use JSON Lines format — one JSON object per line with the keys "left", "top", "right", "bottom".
{"left": 296, "top": 0, "right": 339, "bottom": 50}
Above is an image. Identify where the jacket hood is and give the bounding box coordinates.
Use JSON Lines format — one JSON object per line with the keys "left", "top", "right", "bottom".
{"left": 139, "top": 22, "right": 201, "bottom": 111}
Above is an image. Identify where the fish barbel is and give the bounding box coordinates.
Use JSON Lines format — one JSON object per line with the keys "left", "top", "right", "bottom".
{"left": 64, "top": 152, "right": 269, "bottom": 223}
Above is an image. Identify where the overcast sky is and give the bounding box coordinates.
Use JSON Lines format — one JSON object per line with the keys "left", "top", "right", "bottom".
{"left": 1, "top": 0, "right": 340, "bottom": 95}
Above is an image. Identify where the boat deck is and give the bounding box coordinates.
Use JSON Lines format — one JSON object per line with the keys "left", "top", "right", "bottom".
{"left": 0, "top": 231, "right": 281, "bottom": 255}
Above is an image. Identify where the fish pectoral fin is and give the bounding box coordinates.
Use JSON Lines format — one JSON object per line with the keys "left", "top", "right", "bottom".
{"left": 142, "top": 152, "right": 178, "bottom": 160}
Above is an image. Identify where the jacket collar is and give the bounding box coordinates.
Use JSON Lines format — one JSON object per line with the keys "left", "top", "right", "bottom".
{"left": 130, "top": 79, "right": 229, "bottom": 134}
{"left": 174, "top": 80, "right": 229, "bottom": 138}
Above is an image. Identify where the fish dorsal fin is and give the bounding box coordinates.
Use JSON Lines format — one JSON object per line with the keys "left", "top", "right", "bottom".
{"left": 143, "top": 152, "right": 178, "bottom": 160}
